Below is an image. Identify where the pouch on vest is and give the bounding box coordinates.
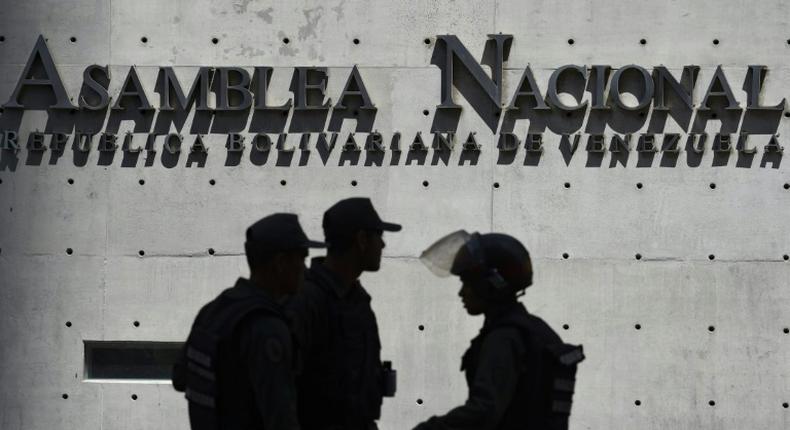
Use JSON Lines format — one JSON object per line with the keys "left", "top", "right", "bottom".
{"left": 185, "top": 326, "right": 222, "bottom": 430}
{"left": 545, "top": 343, "right": 585, "bottom": 417}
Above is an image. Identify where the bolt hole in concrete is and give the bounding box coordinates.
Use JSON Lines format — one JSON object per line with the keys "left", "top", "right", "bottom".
{"left": 783, "top": 402, "right": 789, "bottom": 409}
{"left": 562, "top": 252, "right": 569, "bottom": 259}
{"left": 784, "top": 183, "right": 789, "bottom": 190}
{"left": 713, "top": 39, "right": 720, "bottom": 45}
{"left": 422, "top": 180, "right": 429, "bottom": 187}
{"left": 562, "top": 324, "right": 570, "bottom": 330}
{"left": 131, "top": 394, "right": 138, "bottom": 401}
{"left": 353, "top": 38, "right": 360, "bottom": 45}
{"left": 709, "top": 400, "right": 716, "bottom": 406}
{"left": 784, "top": 255, "right": 790, "bottom": 261}
{"left": 65, "top": 321, "right": 72, "bottom": 327}
{"left": 211, "top": 37, "right": 219, "bottom": 45}
{"left": 493, "top": 182, "right": 500, "bottom": 189}
{"left": 422, "top": 109, "right": 429, "bottom": 116}
{"left": 416, "top": 399, "right": 423, "bottom": 405}
{"left": 68, "top": 178, "right": 74, "bottom": 185}
{"left": 783, "top": 328, "right": 789, "bottom": 334}
{"left": 636, "top": 182, "right": 643, "bottom": 189}
{"left": 708, "top": 325, "right": 716, "bottom": 332}
{"left": 424, "top": 38, "right": 431, "bottom": 45}
{"left": 784, "top": 112, "right": 790, "bottom": 118}
{"left": 70, "top": 36, "right": 77, "bottom": 43}
{"left": 351, "top": 180, "right": 358, "bottom": 186}
{"left": 283, "top": 37, "right": 290, "bottom": 44}
{"left": 639, "top": 38, "right": 646, "bottom": 45}
{"left": 66, "top": 248, "right": 73, "bottom": 255}
{"left": 208, "top": 248, "right": 215, "bottom": 255}
{"left": 708, "top": 254, "right": 716, "bottom": 260}
{"left": 209, "top": 179, "right": 216, "bottom": 186}
{"left": 567, "top": 38, "right": 574, "bottom": 45}
{"left": 635, "top": 400, "right": 642, "bottom": 406}
{"left": 280, "top": 179, "right": 287, "bottom": 186}
{"left": 0, "top": 35, "right": 5, "bottom": 42}
{"left": 138, "top": 250, "right": 145, "bottom": 257}
{"left": 141, "top": 36, "right": 148, "bottom": 44}
{"left": 709, "top": 183, "right": 716, "bottom": 190}
{"left": 635, "top": 253, "right": 642, "bottom": 260}
{"left": 418, "top": 325, "right": 424, "bottom": 331}
{"left": 133, "top": 321, "right": 140, "bottom": 327}
{"left": 635, "top": 324, "right": 642, "bottom": 330}
{"left": 564, "top": 182, "right": 570, "bottom": 189}
{"left": 62, "top": 394, "right": 68, "bottom": 399}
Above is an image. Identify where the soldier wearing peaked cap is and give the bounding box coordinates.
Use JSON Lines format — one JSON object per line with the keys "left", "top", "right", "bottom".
{"left": 173, "top": 213, "right": 324, "bottom": 430}
{"left": 287, "top": 198, "right": 402, "bottom": 430}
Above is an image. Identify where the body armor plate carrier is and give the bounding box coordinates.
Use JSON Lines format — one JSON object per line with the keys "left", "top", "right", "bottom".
{"left": 172, "top": 287, "right": 285, "bottom": 430}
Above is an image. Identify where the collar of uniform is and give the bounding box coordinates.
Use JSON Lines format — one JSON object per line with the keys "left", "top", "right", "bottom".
{"left": 483, "top": 301, "right": 527, "bottom": 328}
{"left": 230, "top": 277, "right": 286, "bottom": 306}
{"left": 308, "top": 257, "right": 359, "bottom": 299}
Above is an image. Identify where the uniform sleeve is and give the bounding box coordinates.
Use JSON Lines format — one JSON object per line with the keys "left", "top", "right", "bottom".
{"left": 171, "top": 344, "right": 187, "bottom": 392}
{"left": 238, "top": 316, "right": 301, "bottom": 430}
{"left": 412, "top": 328, "right": 525, "bottom": 430}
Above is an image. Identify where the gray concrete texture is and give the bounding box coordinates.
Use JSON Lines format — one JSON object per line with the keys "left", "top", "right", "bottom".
{"left": 0, "top": 0, "right": 789, "bottom": 429}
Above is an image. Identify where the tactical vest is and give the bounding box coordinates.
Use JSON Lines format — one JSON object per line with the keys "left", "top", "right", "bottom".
{"left": 297, "top": 268, "right": 383, "bottom": 430}
{"left": 461, "top": 307, "right": 584, "bottom": 430}
{"left": 173, "top": 285, "right": 287, "bottom": 430}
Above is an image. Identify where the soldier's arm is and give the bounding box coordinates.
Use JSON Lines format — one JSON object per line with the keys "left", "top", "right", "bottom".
{"left": 239, "top": 316, "right": 301, "bottom": 430}
{"left": 413, "top": 328, "right": 525, "bottom": 430}
{"left": 171, "top": 344, "right": 187, "bottom": 392}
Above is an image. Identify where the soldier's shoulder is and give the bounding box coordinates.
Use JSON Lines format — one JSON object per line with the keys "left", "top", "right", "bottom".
{"left": 237, "top": 313, "right": 293, "bottom": 365}
{"left": 294, "top": 276, "right": 333, "bottom": 304}
{"left": 522, "top": 314, "right": 563, "bottom": 344}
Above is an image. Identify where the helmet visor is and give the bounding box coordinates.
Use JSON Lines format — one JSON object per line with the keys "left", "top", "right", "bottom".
{"left": 419, "top": 230, "right": 472, "bottom": 277}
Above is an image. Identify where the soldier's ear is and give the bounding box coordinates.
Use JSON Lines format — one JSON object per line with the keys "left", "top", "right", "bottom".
{"left": 355, "top": 230, "right": 368, "bottom": 252}
{"left": 272, "top": 252, "right": 289, "bottom": 274}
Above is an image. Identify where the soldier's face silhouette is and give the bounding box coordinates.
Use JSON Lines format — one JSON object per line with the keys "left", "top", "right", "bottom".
{"left": 277, "top": 248, "right": 309, "bottom": 294}
{"left": 458, "top": 281, "right": 488, "bottom": 315}
{"left": 359, "top": 229, "right": 385, "bottom": 271}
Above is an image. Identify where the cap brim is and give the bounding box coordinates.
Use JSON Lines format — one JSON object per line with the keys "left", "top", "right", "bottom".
{"left": 380, "top": 222, "right": 402, "bottom": 232}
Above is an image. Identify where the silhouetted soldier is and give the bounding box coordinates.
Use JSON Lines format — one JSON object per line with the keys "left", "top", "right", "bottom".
{"left": 173, "top": 213, "right": 324, "bottom": 430}
{"left": 414, "top": 231, "right": 584, "bottom": 430}
{"left": 287, "top": 198, "right": 401, "bottom": 430}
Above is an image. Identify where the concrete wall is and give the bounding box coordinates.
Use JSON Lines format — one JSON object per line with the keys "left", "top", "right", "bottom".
{"left": 0, "top": 0, "right": 789, "bottom": 428}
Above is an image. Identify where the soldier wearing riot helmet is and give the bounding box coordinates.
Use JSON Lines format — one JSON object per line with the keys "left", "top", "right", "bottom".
{"left": 414, "top": 231, "right": 584, "bottom": 430}
{"left": 287, "top": 197, "right": 401, "bottom": 430}
{"left": 173, "top": 213, "right": 324, "bottom": 430}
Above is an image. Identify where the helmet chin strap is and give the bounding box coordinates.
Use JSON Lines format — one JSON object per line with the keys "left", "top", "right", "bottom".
{"left": 466, "top": 233, "right": 508, "bottom": 293}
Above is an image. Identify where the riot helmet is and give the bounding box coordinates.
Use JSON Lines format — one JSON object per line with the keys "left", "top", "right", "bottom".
{"left": 420, "top": 230, "right": 533, "bottom": 301}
